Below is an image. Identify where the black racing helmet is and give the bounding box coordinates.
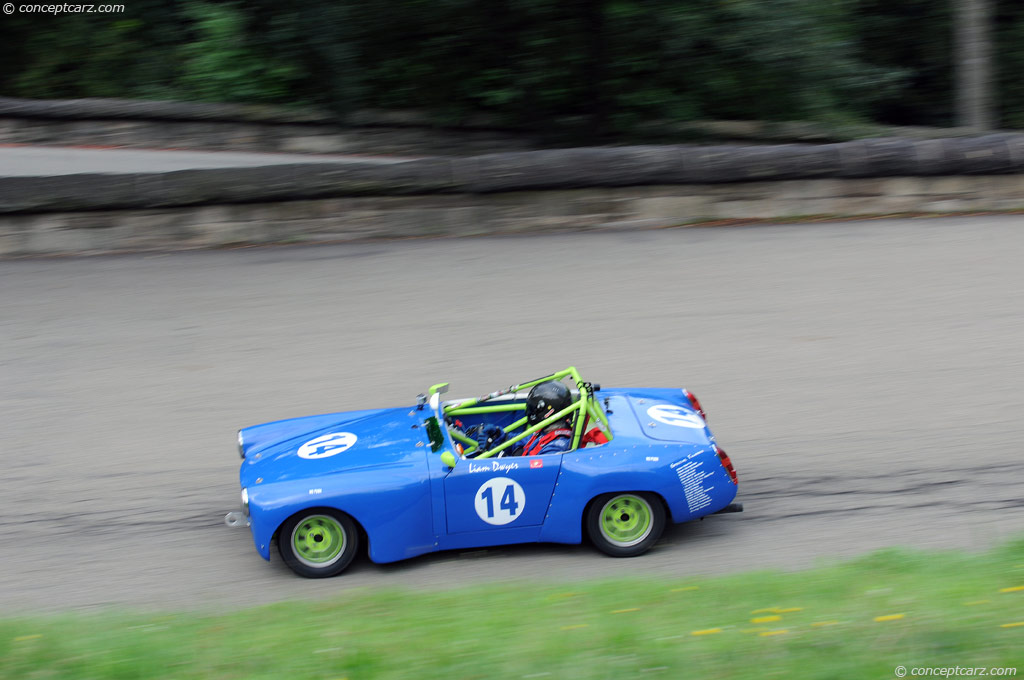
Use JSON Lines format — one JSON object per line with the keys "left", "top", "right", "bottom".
{"left": 526, "top": 380, "right": 573, "bottom": 426}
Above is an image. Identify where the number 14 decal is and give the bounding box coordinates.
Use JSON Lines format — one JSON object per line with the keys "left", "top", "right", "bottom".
{"left": 480, "top": 484, "right": 519, "bottom": 516}
{"left": 474, "top": 477, "right": 526, "bottom": 526}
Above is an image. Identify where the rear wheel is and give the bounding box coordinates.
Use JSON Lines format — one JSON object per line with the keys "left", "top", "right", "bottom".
{"left": 278, "top": 509, "right": 358, "bottom": 578}
{"left": 586, "top": 492, "right": 665, "bottom": 557}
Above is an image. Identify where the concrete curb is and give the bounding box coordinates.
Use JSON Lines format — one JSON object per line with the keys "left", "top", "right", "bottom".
{"left": 4, "top": 174, "right": 1024, "bottom": 258}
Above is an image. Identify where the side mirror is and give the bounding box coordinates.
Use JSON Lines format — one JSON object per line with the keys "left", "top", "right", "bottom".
{"left": 416, "top": 393, "right": 427, "bottom": 411}
{"left": 440, "top": 450, "right": 457, "bottom": 469}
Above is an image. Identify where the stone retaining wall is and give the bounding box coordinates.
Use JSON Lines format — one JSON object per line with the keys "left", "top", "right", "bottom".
{"left": 4, "top": 137, "right": 1024, "bottom": 215}
{"left": 3, "top": 100, "right": 1023, "bottom": 257}
{"left": 4, "top": 174, "right": 1022, "bottom": 257}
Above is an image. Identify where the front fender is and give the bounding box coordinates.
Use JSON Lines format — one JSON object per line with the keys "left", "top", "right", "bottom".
{"left": 247, "top": 460, "right": 436, "bottom": 564}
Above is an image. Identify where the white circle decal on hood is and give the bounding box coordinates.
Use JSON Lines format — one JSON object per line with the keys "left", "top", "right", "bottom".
{"left": 298, "top": 432, "right": 358, "bottom": 459}
{"left": 647, "top": 404, "right": 705, "bottom": 429}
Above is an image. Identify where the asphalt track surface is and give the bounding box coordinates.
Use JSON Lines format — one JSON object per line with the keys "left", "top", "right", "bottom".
{"left": 0, "top": 146, "right": 409, "bottom": 177}
{"left": 2, "top": 216, "right": 1023, "bottom": 614}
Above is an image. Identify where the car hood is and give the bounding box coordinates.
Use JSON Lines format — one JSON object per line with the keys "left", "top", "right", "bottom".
{"left": 239, "top": 406, "right": 430, "bottom": 485}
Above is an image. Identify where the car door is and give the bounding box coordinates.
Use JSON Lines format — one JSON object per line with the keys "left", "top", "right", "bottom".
{"left": 443, "top": 453, "right": 562, "bottom": 534}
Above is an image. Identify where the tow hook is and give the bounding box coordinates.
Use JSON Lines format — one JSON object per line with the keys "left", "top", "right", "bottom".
{"left": 224, "top": 511, "right": 250, "bottom": 528}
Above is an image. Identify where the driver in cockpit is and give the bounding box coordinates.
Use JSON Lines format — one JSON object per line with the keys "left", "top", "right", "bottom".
{"left": 519, "top": 380, "right": 576, "bottom": 456}
{"left": 468, "top": 380, "right": 607, "bottom": 456}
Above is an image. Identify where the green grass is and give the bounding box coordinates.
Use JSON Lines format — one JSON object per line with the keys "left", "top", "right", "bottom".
{"left": 3, "top": 539, "right": 1024, "bottom": 680}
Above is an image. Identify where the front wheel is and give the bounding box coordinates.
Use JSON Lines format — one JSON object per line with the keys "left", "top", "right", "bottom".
{"left": 278, "top": 509, "right": 358, "bottom": 578}
{"left": 586, "top": 492, "right": 665, "bottom": 557}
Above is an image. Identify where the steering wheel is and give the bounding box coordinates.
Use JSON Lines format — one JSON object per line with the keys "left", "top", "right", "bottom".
{"left": 465, "top": 424, "right": 508, "bottom": 454}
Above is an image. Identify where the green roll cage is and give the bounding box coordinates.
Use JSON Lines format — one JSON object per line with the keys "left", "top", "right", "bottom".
{"left": 439, "top": 366, "right": 613, "bottom": 459}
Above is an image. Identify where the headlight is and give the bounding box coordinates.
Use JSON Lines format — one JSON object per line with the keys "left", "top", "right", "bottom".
{"left": 241, "top": 488, "right": 249, "bottom": 516}
{"left": 237, "top": 430, "right": 245, "bottom": 459}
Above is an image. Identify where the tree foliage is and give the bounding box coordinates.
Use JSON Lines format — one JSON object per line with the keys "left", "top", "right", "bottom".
{"left": 0, "top": 1, "right": 1021, "bottom": 139}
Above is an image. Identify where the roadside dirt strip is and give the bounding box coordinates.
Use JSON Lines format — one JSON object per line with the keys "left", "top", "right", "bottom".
{"left": 1, "top": 216, "right": 1022, "bottom": 613}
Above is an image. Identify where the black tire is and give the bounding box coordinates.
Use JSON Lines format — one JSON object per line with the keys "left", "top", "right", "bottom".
{"left": 278, "top": 509, "right": 359, "bottom": 578}
{"left": 586, "top": 492, "right": 666, "bottom": 557}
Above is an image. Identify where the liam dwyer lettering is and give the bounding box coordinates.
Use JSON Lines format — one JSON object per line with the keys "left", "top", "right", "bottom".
{"left": 468, "top": 460, "right": 521, "bottom": 474}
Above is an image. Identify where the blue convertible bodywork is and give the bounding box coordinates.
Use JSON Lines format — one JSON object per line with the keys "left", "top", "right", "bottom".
{"left": 228, "top": 367, "right": 741, "bottom": 577}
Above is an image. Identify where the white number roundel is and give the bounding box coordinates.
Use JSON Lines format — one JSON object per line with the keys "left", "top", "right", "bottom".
{"left": 474, "top": 477, "right": 525, "bottom": 526}
{"left": 297, "top": 432, "right": 358, "bottom": 459}
{"left": 647, "top": 404, "right": 705, "bottom": 429}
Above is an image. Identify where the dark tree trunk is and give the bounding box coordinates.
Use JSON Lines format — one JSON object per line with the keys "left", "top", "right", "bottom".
{"left": 956, "top": 0, "right": 995, "bottom": 129}
{"left": 580, "top": 0, "right": 608, "bottom": 142}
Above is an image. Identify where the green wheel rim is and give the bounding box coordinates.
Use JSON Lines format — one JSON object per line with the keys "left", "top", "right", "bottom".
{"left": 599, "top": 495, "right": 653, "bottom": 547}
{"left": 291, "top": 514, "right": 346, "bottom": 568}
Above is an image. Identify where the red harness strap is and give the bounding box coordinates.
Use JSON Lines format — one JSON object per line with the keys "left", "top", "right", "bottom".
{"left": 523, "top": 428, "right": 573, "bottom": 456}
{"left": 577, "top": 412, "right": 610, "bottom": 447}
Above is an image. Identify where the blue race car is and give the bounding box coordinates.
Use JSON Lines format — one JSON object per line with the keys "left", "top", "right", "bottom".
{"left": 225, "top": 367, "right": 742, "bottom": 578}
